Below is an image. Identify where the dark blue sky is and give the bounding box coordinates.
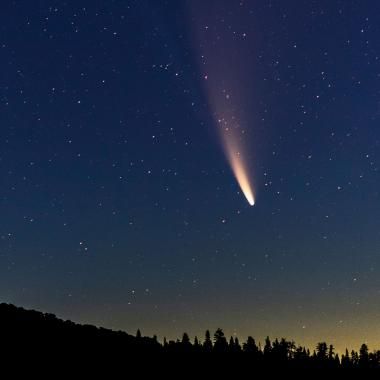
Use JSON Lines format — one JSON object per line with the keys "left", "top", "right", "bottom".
{"left": 1, "top": 0, "right": 380, "bottom": 351}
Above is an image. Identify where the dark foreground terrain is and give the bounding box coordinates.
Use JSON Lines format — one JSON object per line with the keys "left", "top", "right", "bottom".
{"left": 1, "top": 302, "right": 379, "bottom": 369}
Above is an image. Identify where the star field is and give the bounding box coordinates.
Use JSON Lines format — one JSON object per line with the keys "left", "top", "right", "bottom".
{"left": 1, "top": 0, "right": 380, "bottom": 352}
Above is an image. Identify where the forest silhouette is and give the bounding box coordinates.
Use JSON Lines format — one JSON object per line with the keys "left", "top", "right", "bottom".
{"left": 1, "top": 302, "right": 378, "bottom": 368}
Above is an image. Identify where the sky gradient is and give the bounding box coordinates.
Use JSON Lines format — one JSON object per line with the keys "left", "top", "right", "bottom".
{"left": 1, "top": 0, "right": 380, "bottom": 352}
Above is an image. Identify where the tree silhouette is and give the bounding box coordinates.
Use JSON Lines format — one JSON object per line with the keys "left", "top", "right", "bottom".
{"left": 179, "top": 332, "right": 192, "bottom": 352}
{"left": 359, "top": 343, "right": 369, "bottom": 368}
{"left": 264, "top": 336, "right": 272, "bottom": 358}
{"left": 351, "top": 350, "right": 359, "bottom": 367}
{"left": 316, "top": 342, "right": 328, "bottom": 360}
{"left": 229, "top": 336, "right": 235, "bottom": 352}
{"left": 328, "top": 344, "right": 334, "bottom": 360}
{"left": 193, "top": 336, "right": 201, "bottom": 352}
{"left": 234, "top": 338, "right": 242, "bottom": 352}
{"left": 341, "top": 349, "right": 351, "bottom": 368}
{"left": 213, "top": 328, "right": 228, "bottom": 353}
{"left": 203, "top": 330, "right": 213, "bottom": 352}
{"left": 182, "top": 332, "right": 190, "bottom": 344}
{"left": 294, "top": 346, "right": 309, "bottom": 366}
{"left": 243, "top": 336, "right": 258, "bottom": 355}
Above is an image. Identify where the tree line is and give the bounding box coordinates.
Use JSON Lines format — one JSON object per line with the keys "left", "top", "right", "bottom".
{"left": 1, "top": 303, "right": 379, "bottom": 368}
{"left": 161, "top": 327, "right": 378, "bottom": 368}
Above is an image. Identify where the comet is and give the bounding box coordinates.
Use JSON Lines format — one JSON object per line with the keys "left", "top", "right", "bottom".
{"left": 226, "top": 143, "right": 255, "bottom": 206}
{"left": 209, "top": 96, "right": 256, "bottom": 207}
{"left": 187, "top": 1, "right": 257, "bottom": 206}
{"left": 217, "top": 116, "right": 256, "bottom": 206}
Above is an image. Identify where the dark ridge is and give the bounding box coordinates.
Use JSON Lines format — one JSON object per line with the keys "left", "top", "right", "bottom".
{"left": 0, "top": 302, "right": 160, "bottom": 356}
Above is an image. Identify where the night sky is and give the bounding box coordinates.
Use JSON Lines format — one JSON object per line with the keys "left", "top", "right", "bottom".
{"left": 1, "top": 0, "right": 380, "bottom": 352}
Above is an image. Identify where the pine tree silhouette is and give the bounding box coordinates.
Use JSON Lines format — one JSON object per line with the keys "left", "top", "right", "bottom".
{"left": 213, "top": 328, "right": 228, "bottom": 353}
{"left": 203, "top": 330, "right": 213, "bottom": 352}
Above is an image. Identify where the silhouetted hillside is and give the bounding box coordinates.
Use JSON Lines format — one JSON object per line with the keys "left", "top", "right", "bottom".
{"left": 2, "top": 302, "right": 380, "bottom": 368}
{"left": 0, "top": 303, "right": 160, "bottom": 356}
